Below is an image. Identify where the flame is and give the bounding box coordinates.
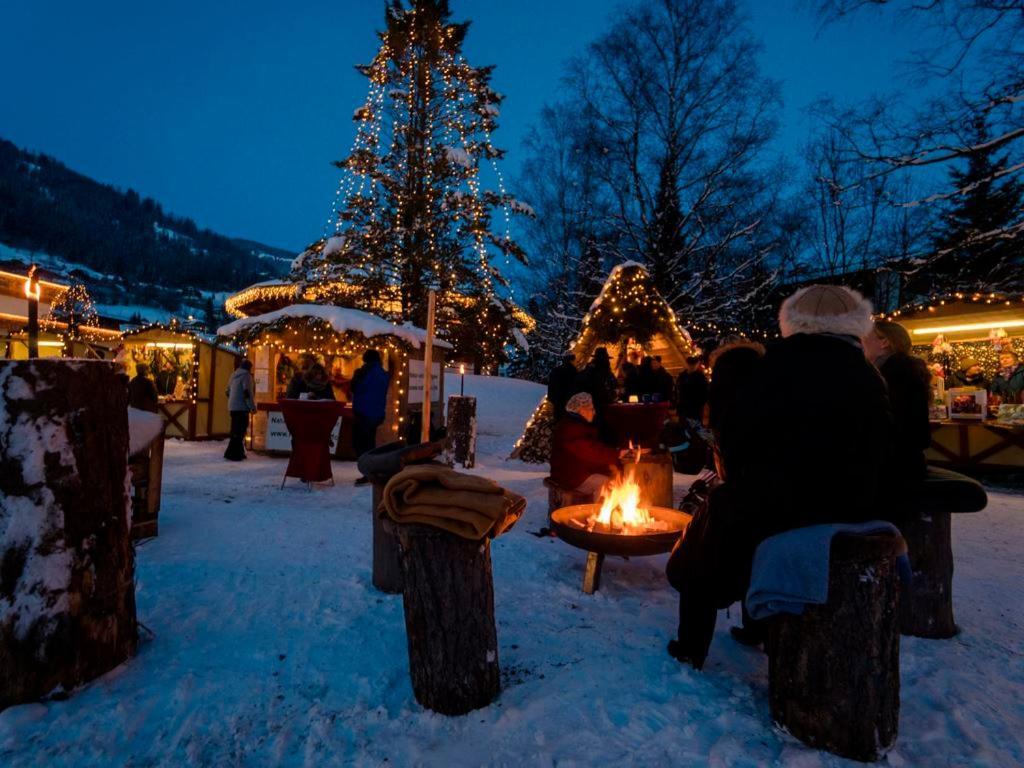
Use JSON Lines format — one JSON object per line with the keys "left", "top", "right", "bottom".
{"left": 588, "top": 464, "right": 662, "bottom": 534}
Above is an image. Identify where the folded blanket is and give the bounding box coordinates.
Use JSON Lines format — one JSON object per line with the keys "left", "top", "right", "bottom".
{"left": 745, "top": 521, "right": 908, "bottom": 621}
{"left": 382, "top": 464, "right": 526, "bottom": 540}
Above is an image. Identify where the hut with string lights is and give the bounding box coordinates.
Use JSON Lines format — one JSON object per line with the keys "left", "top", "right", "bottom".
{"left": 121, "top": 323, "right": 241, "bottom": 441}
{"left": 217, "top": 304, "right": 450, "bottom": 457}
{"left": 512, "top": 262, "right": 696, "bottom": 462}
{"left": 882, "top": 290, "right": 1024, "bottom": 471}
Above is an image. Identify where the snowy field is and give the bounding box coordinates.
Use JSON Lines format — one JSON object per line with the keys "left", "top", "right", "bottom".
{"left": 2, "top": 373, "right": 1023, "bottom": 767}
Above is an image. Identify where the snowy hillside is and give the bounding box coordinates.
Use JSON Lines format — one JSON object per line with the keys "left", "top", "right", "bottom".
{"left": 1, "top": 374, "right": 1022, "bottom": 766}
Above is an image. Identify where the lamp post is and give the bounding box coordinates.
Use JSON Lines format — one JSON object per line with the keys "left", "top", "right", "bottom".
{"left": 459, "top": 363, "right": 466, "bottom": 396}
{"left": 24, "top": 265, "right": 41, "bottom": 359}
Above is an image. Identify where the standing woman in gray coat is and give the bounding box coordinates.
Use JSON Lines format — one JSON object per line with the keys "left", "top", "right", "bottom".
{"left": 225, "top": 359, "right": 256, "bottom": 461}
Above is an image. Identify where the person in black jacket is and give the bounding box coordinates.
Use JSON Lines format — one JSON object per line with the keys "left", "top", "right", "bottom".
{"left": 546, "top": 354, "right": 578, "bottom": 417}
{"left": 574, "top": 347, "right": 618, "bottom": 411}
{"left": 128, "top": 363, "right": 160, "bottom": 413}
{"left": 667, "top": 285, "right": 894, "bottom": 669}
{"left": 862, "top": 320, "right": 931, "bottom": 504}
{"left": 675, "top": 356, "right": 709, "bottom": 422}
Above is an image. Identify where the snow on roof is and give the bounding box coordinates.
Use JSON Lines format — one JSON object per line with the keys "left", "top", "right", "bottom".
{"left": 586, "top": 261, "right": 652, "bottom": 313}
{"left": 217, "top": 304, "right": 452, "bottom": 349}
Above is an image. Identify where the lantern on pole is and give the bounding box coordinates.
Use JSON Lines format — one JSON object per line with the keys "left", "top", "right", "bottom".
{"left": 24, "top": 265, "right": 41, "bottom": 359}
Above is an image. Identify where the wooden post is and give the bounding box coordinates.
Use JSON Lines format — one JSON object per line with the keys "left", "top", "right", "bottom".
{"left": 420, "top": 290, "right": 436, "bottom": 445}
{"left": 767, "top": 532, "right": 903, "bottom": 762}
{"left": 582, "top": 551, "right": 605, "bottom": 594}
{"left": 25, "top": 266, "right": 40, "bottom": 360}
{"left": 0, "top": 359, "right": 137, "bottom": 711}
{"left": 444, "top": 395, "right": 477, "bottom": 468}
{"left": 391, "top": 521, "right": 500, "bottom": 715}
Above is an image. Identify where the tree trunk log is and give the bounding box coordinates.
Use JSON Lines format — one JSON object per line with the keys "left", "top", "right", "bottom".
{"left": 767, "top": 532, "right": 903, "bottom": 762}
{"left": 392, "top": 522, "right": 500, "bottom": 715}
{"left": 444, "top": 396, "right": 476, "bottom": 469}
{"left": 371, "top": 481, "right": 402, "bottom": 594}
{"left": 634, "top": 451, "right": 673, "bottom": 508}
{"left": 0, "top": 360, "right": 137, "bottom": 712}
{"left": 900, "top": 511, "right": 956, "bottom": 638}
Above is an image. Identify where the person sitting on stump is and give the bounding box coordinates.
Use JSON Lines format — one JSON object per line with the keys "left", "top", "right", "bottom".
{"left": 128, "top": 363, "right": 160, "bottom": 414}
{"left": 352, "top": 349, "right": 392, "bottom": 486}
{"left": 550, "top": 392, "right": 621, "bottom": 498}
{"left": 666, "top": 284, "right": 895, "bottom": 669}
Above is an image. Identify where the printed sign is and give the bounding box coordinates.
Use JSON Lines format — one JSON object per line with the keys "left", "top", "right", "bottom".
{"left": 407, "top": 359, "right": 441, "bottom": 404}
{"left": 254, "top": 369, "right": 269, "bottom": 393}
{"left": 265, "top": 409, "right": 341, "bottom": 453}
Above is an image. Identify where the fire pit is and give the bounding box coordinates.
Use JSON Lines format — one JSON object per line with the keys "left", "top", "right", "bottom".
{"left": 550, "top": 467, "right": 691, "bottom": 593}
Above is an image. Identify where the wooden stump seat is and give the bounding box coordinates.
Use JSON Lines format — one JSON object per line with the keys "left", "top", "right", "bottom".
{"left": 129, "top": 432, "right": 165, "bottom": 540}
{"left": 388, "top": 521, "right": 501, "bottom": 715}
{"left": 767, "top": 531, "right": 904, "bottom": 763}
{"left": 900, "top": 466, "right": 987, "bottom": 639}
{"left": 543, "top": 477, "right": 593, "bottom": 519}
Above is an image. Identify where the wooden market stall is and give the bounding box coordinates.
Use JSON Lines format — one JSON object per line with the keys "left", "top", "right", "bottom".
{"left": 884, "top": 292, "right": 1024, "bottom": 471}
{"left": 122, "top": 323, "right": 241, "bottom": 440}
{"left": 217, "top": 304, "right": 450, "bottom": 458}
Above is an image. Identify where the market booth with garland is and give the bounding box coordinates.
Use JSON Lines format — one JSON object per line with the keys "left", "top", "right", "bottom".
{"left": 885, "top": 292, "right": 1024, "bottom": 471}
{"left": 217, "top": 304, "right": 450, "bottom": 459}
{"left": 121, "top": 324, "right": 242, "bottom": 440}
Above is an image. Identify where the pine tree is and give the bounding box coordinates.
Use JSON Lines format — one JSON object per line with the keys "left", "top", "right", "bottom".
{"left": 647, "top": 154, "right": 685, "bottom": 291}
{"left": 929, "top": 117, "right": 1024, "bottom": 294}
{"left": 292, "top": 0, "right": 529, "bottom": 370}
{"left": 45, "top": 282, "right": 97, "bottom": 343}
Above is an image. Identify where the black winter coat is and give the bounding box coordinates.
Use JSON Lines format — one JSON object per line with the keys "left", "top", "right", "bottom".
{"left": 878, "top": 352, "right": 931, "bottom": 487}
{"left": 676, "top": 370, "right": 709, "bottom": 421}
{"left": 574, "top": 363, "right": 617, "bottom": 410}
{"left": 547, "top": 362, "right": 578, "bottom": 417}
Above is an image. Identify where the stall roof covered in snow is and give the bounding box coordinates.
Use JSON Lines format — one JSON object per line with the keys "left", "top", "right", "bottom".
{"left": 217, "top": 304, "right": 451, "bottom": 349}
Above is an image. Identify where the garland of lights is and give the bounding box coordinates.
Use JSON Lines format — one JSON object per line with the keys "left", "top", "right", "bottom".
{"left": 122, "top": 322, "right": 205, "bottom": 405}
{"left": 293, "top": 0, "right": 529, "bottom": 370}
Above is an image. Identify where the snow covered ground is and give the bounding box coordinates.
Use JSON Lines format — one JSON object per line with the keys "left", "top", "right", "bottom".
{"left": 2, "top": 374, "right": 1023, "bottom": 767}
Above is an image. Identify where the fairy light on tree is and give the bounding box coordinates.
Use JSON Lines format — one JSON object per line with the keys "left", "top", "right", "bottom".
{"left": 45, "top": 282, "right": 98, "bottom": 355}
{"left": 291, "top": 0, "right": 531, "bottom": 371}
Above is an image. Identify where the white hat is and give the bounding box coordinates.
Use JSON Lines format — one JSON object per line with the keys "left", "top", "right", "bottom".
{"left": 778, "top": 284, "right": 874, "bottom": 339}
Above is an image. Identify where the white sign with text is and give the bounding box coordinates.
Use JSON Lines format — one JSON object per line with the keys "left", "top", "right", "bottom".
{"left": 265, "top": 409, "right": 341, "bottom": 453}
{"left": 407, "top": 359, "right": 441, "bottom": 404}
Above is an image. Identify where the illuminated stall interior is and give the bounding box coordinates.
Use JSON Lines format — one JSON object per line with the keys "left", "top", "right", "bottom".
{"left": 217, "top": 304, "right": 449, "bottom": 455}
{"left": 122, "top": 323, "right": 241, "bottom": 440}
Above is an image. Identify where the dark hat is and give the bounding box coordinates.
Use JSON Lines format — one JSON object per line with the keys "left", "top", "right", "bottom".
{"left": 240, "top": 359, "right": 253, "bottom": 370}
{"left": 363, "top": 349, "right": 381, "bottom": 364}
{"left": 961, "top": 357, "right": 980, "bottom": 370}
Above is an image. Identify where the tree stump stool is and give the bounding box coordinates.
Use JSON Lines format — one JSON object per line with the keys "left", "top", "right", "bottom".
{"left": 444, "top": 395, "right": 477, "bottom": 468}
{"left": 633, "top": 451, "right": 674, "bottom": 508}
{"left": 129, "top": 431, "right": 165, "bottom": 540}
{"left": 0, "top": 359, "right": 137, "bottom": 712}
{"left": 390, "top": 521, "right": 500, "bottom": 715}
{"left": 900, "top": 467, "right": 987, "bottom": 639}
{"left": 767, "top": 531, "right": 904, "bottom": 763}
{"left": 370, "top": 479, "right": 403, "bottom": 594}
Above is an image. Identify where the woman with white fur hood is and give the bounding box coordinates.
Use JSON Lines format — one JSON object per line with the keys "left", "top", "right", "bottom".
{"left": 667, "top": 284, "right": 895, "bottom": 669}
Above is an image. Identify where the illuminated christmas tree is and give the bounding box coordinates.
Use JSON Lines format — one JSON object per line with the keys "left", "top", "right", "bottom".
{"left": 292, "top": 0, "right": 530, "bottom": 370}
{"left": 45, "top": 282, "right": 98, "bottom": 352}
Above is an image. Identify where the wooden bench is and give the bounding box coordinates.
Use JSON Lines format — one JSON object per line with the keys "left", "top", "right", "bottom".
{"left": 767, "top": 530, "right": 905, "bottom": 763}
{"left": 900, "top": 466, "right": 987, "bottom": 638}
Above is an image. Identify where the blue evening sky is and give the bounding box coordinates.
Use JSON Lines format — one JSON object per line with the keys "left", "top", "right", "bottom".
{"left": 0, "top": 1, "right": 930, "bottom": 252}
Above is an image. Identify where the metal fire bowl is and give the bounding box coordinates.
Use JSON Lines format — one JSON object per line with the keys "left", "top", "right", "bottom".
{"left": 550, "top": 504, "right": 692, "bottom": 558}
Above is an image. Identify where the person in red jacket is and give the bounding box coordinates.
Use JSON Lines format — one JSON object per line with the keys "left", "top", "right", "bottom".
{"left": 550, "top": 392, "right": 621, "bottom": 497}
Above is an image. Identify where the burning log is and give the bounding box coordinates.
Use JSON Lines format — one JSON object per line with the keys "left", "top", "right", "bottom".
{"left": 0, "top": 360, "right": 137, "bottom": 711}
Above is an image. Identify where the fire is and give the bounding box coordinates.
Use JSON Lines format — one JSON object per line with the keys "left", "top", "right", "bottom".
{"left": 586, "top": 464, "right": 670, "bottom": 535}
{"left": 24, "top": 266, "right": 41, "bottom": 300}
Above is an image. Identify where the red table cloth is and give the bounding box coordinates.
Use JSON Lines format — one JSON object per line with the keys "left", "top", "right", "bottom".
{"left": 278, "top": 400, "right": 347, "bottom": 484}
{"left": 604, "top": 402, "right": 671, "bottom": 449}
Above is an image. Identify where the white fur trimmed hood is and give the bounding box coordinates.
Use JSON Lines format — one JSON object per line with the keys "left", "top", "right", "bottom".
{"left": 778, "top": 285, "right": 874, "bottom": 339}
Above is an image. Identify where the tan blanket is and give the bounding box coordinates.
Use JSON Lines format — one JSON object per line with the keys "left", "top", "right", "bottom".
{"left": 382, "top": 464, "right": 526, "bottom": 540}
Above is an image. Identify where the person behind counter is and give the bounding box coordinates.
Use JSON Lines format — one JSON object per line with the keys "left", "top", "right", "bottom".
{"left": 951, "top": 357, "right": 989, "bottom": 390}
{"left": 991, "top": 350, "right": 1024, "bottom": 404}
{"left": 648, "top": 355, "right": 674, "bottom": 403}
{"left": 550, "top": 392, "right": 621, "bottom": 498}
{"left": 288, "top": 362, "right": 336, "bottom": 401}
{"left": 352, "top": 349, "right": 392, "bottom": 486}
{"left": 224, "top": 360, "right": 256, "bottom": 462}
{"left": 128, "top": 363, "right": 160, "bottom": 414}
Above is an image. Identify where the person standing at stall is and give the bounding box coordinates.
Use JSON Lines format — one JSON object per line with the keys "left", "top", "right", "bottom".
{"left": 352, "top": 349, "right": 392, "bottom": 485}
{"left": 224, "top": 360, "right": 256, "bottom": 461}
{"left": 287, "top": 362, "right": 336, "bottom": 401}
{"left": 547, "top": 354, "right": 578, "bottom": 417}
{"left": 991, "top": 350, "right": 1024, "bottom": 404}
{"left": 675, "top": 356, "right": 709, "bottom": 422}
{"left": 128, "top": 363, "right": 160, "bottom": 414}
{"left": 951, "top": 357, "right": 989, "bottom": 390}
{"left": 649, "top": 356, "right": 674, "bottom": 403}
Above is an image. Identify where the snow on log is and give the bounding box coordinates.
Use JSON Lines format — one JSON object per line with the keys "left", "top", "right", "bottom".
{"left": 0, "top": 359, "right": 137, "bottom": 711}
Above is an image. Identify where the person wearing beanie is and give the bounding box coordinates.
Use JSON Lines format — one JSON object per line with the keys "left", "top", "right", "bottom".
{"left": 550, "top": 392, "right": 621, "bottom": 497}
{"left": 952, "top": 357, "right": 989, "bottom": 390}
{"left": 863, "top": 320, "right": 932, "bottom": 502}
{"left": 666, "top": 284, "right": 895, "bottom": 670}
